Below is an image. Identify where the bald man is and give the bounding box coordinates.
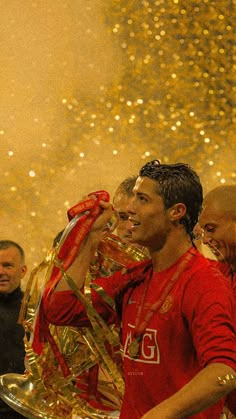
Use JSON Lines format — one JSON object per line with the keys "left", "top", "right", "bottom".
{"left": 0, "top": 240, "right": 27, "bottom": 418}
{"left": 199, "top": 185, "right": 236, "bottom": 291}
{"left": 199, "top": 185, "right": 236, "bottom": 419}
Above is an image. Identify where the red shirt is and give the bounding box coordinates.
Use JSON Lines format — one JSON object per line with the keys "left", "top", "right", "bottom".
{"left": 209, "top": 260, "right": 236, "bottom": 416}
{"left": 210, "top": 259, "right": 236, "bottom": 296}
{"left": 45, "top": 248, "right": 236, "bottom": 419}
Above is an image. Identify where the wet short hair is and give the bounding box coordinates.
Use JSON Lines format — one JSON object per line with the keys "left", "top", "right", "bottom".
{"left": 0, "top": 240, "right": 25, "bottom": 264}
{"left": 139, "top": 160, "right": 203, "bottom": 239}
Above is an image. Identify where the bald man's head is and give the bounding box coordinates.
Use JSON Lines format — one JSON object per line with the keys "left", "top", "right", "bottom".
{"left": 199, "top": 185, "right": 236, "bottom": 268}
{"left": 203, "top": 185, "right": 236, "bottom": 217}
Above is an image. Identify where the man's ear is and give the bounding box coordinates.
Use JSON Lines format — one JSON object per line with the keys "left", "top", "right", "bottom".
{"left": 169, "top": 203, "right": 187, "bottom": 222}
{"left": 21, "top": 265, "right": 27, "bottom": 279}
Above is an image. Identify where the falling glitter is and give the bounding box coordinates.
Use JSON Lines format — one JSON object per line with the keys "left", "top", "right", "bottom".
{"left": 0, "top": 0, "right": 235, "bottom": 284}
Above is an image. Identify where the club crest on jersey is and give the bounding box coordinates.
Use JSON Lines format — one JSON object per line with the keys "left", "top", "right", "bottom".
{"left": 159, "top": 294, "right": 173, "bottom": 314}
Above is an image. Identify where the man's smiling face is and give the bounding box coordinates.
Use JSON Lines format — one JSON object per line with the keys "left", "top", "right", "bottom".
{"left": 127, "top": 176, "right": 173, "bottom": 251}
{"left": 0, "top": 246, "right": 26, "bottom": 294}
{"left": 199, "top": 201, "right": 236, "bottom": 266}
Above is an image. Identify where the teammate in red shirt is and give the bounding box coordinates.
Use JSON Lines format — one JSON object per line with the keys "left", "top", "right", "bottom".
{"left": 199, "top": 184, "right": 236, "bottom": 294}
{"left": 199, "top": 184, "right": 236, "bottom": 418}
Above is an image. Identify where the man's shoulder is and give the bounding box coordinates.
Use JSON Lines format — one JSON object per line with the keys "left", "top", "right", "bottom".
{"left": 190, "top": 249, "right": 220, "bottom": 271}
{"left": 93, "top": 259, "right": 152, "bottom": 296}
{"left": 178, "top": 250, "right": 227, "bottom": 288}
{"left": 208, "top": 259, "right": 232, "bottom": 279}
{"left": 125, "top": 258, "right": 152, "bottom": 274}
{"left": 185, "top": 250, "right": 231, "bottom": 290}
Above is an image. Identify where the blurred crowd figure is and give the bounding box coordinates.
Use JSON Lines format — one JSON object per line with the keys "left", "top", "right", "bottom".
{"left": 0, "top": 240, "right": 27, "bottom": 418}
{"left": 113, "top": 175, "right": 149, "bottom": 259}
{"left": 113, "top": 175, "right": 138, "bottom": 243}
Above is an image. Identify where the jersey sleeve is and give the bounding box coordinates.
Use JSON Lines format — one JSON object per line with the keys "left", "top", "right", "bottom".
{"left": 182, "top": 262, "right": 236, "bottom": 370}
{"left": 45, "top": 268, "right": 128, "bottom": 327}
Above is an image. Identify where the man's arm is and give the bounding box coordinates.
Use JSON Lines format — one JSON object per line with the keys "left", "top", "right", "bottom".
{"left": 142, "top": 363, "right": 236, "bottom": 419}
{"left": 55, "top": 199, "right": 113, "bottom": 292}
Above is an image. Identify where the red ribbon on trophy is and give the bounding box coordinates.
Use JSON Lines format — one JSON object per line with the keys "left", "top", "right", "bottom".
{"left": 32, "top": 190, "right": 112, "bottom": 376}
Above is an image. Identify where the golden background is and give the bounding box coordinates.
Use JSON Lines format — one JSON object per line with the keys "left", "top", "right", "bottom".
{"left": 1, "top": 0, "right": 235, "bottom": 280}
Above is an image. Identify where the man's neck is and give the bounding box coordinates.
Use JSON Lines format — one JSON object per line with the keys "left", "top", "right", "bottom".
{"left": 150, "top": 234, "right": 193, "bottom": 272}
